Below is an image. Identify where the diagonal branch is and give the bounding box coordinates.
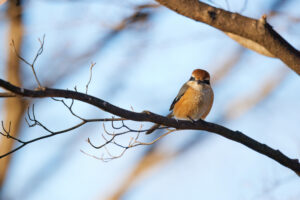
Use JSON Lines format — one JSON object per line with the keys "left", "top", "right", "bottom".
{"left": 0, "top": 79, "right": 300, "bottom": 176}
{"left": 155, "top": 0, "right": 300, "bottom": 75}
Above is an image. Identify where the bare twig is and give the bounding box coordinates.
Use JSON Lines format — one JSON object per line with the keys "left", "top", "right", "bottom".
{"left": 87, "top": 121, "right": 168, "bottom": 150}
{"left": 0, "top": 79, "right": 299, "bottom": 176}
{"left": 0, "top": 100, "right": 127, "bottom": 159}
{"left": 133, "top": 129, "right": 176, "bottom": 146}
{"left": 85, "top": 122, "right": 175, "bottom": 161}
{"left": 11, "top": 35, "right": 45, "bottom": 88}
{"left": 86, "top": 62, "right": 96, "bottom": 94}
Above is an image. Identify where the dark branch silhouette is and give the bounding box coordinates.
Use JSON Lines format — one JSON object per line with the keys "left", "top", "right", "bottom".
{"left": 0, "top": 78, "right": 299, "bottom": 176}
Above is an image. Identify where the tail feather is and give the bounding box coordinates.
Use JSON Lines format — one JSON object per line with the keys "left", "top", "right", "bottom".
{"left": 145, "top": 124, "right": 161, "bottom": 135}
{"left": 145, "top": 113, "right": 173, "bottom": 135}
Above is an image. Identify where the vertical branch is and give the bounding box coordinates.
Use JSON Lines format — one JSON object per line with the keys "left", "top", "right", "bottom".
{"left": 0, "top": 0, "right": 27, "bottom": 190}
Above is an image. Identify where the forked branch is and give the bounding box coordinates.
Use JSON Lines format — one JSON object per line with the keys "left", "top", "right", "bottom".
{"left": 83, "top": 120, "right": 171, "bottom": 161}
{"left": 0, "top": 79, "right": 299, "bottom": 176}
{"left": 11, "top": 35, "right": 45, "bottom": 88}
{"left": 0, "top": 100, "right": 126, "bottom": 159}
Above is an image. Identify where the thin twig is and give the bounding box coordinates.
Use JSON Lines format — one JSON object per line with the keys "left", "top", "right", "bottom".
{"left": 85, "top": 121, "right": 175, "bottom": 161}
{"left": 11, "top": 35, "right": 45, "bottom": 88}
{"left": 0, "top": 102, "right": 127, "bottom": 159}
{"left": 132, "top": 129, "right": 176, "bottom": 146}
{"left": 86, "top": 62, "right": 96, "bottom": 94}
{"left": 0, "top": 79, "right": 300, "bottom": 176}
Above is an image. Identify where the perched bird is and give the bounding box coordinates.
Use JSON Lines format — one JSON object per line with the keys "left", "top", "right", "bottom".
{"left": 146, "top": 69, "right": 214, "bottom": 134}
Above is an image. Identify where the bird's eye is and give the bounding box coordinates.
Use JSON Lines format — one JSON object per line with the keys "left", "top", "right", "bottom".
{"left": 204, "top": 79, "right": 210, "bottom": 85}
{"left": 197, "top": 79, "right": 210, "bottom": 85}
{"left": 189, "top": 77, "right": 195, "bottom": 81}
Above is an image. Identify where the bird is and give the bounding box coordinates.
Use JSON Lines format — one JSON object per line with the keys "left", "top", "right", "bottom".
{"left": 146, "top": 69, "right": 214, "bottom": 134}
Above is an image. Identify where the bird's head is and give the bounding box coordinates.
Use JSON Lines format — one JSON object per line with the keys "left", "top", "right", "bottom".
{"left": 189, "top": 69, "right": 211, "bottom": 85}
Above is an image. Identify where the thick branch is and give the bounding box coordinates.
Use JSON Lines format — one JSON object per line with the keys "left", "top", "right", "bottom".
{"left": 0, "top": 79, "right": 299, "bottom": 176}
{"left": 155, "top": 0, "right": 300, "bottom": 75}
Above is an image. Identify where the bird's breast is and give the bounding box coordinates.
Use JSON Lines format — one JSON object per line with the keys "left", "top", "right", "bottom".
{"left": 173, "top": 86, "right": 213, "bottom": 120}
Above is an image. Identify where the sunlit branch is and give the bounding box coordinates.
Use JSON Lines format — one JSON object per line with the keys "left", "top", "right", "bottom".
{"left": 0, "top": 79, "right": 299, "bottom": 176}
{"left": 155, "top": 0, "right": 300, "bottom": 75}
{"left": 85, "top": 62, "right": 96, "bottom": 94}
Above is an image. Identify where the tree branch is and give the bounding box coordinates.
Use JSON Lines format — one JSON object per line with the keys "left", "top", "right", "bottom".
{"left": 0, "top": 0, "right": 27, "bottom": 190}
{"left": 0, "top": 79, "right": 299, "bottom": 176}
{"left": 155, "top": 0, "right": 300, "bottom": 75}
{"left": 0, "top": 92, "right": 16, "bottom": 98}
{"left": 0, "top": 101, "right": 127, "bottom": 159}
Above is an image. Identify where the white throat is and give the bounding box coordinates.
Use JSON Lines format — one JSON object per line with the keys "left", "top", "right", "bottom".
{"left": 187, "top": 81, "right": 203, "bottom": 91}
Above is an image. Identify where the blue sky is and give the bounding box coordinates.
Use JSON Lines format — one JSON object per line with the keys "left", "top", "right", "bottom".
{"left": 1, "top": 0, "right": 300, "bottom": 200}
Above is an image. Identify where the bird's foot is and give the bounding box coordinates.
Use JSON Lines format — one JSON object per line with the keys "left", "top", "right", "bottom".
{"left": 187, "top": 116, "right": 196, "bottom": 124}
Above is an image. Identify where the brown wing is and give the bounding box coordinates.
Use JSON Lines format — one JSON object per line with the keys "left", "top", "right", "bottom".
{"left": 200, "top": 87, "right": 214, "bottom": 119}
{"left": 169, "top": 83, "right": 188, "bottom": 111}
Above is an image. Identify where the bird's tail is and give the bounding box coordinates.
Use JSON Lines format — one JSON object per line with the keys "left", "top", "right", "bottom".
{"left": 145, "top": 113, "right": 172, "bottom": 135}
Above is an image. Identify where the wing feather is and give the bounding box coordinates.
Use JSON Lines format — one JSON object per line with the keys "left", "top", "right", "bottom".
{"left": 169, "top": 83, "right": 188, "bottom": 111}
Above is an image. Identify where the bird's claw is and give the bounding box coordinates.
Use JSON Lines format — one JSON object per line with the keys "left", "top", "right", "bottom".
{"left": 187, "top": 116, "right": 196, "bottom": 124}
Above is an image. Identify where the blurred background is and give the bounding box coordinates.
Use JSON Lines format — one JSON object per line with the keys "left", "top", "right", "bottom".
{"left": 0, "top": 0, "right": 300, "bottom": 199}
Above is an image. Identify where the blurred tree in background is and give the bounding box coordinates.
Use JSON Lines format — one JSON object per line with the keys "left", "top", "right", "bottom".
{"left": 0, "top": 0, "right": 300, "bottom": 200}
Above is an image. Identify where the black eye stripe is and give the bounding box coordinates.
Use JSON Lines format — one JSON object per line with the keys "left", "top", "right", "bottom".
{"left": 196, "top": 80, "right": 210, "bottom": 85}
{"left": 189, "top": 77, "right": 195, "bottom": 81}
{"left": 204, "top": 80, "right": 210, "bottom": 84}
{"left": 190, "top": 77, "right": 210, "bottom": 84}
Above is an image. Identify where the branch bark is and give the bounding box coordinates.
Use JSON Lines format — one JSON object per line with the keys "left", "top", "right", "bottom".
{"left": 155, "top": 0, "right": 300, "bottom": 75}
{"left": 0, "top": 79, "right": 299, "bottom": 176}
